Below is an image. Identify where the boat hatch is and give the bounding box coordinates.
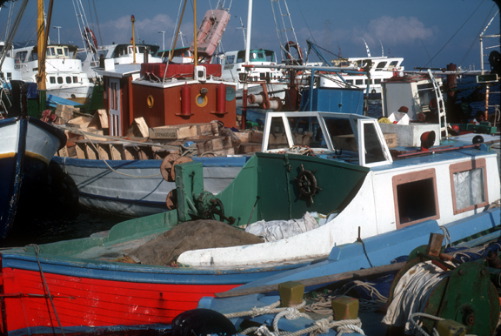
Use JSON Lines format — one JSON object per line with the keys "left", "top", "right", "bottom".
{"left": 262, "top": 111, "right": 393, "bottom": 167}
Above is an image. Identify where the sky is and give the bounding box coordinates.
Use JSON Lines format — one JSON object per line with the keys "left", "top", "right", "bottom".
{"left": 1, "top": 0, "right": 499, "bottom": 71}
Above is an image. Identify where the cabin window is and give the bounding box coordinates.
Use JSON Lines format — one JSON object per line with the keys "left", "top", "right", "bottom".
{"left": 389, "top": 61, "right": 399, "bottom": 68}
{"left": 355, "top": 79, "right": 363, "bottom": 85}
{"left": 73, "top": 76, "right": 78, "bottom": 83}
{"left": 15, "top": 51, "right": 28, "bottom": 63}
{"left": 57, "top": 77, "right": 63, "bottom": 84}
{"left": 393, "top": 169, "right": 439, "bottom": 228}
{"left": 374, "top": 79, "right": 381, "bottom": 84}
{"left": 49, "top": 76, "right": 56, "bottom": 84}
{"left": 362, "top": 123, "right": 386, "bottom": 164}
{"left": 450, "top": 159, "right": 488, "bottom": 214}
{"left": 376, "top": 62, "right": 386, "bottom": 70}
{"left": 226, "top": 55, "right": 235, "bottom": 65}
{"left": 46, "top": 48, "right": 56, "bottom": 56}
{"left": 66, "top": 76, "right": 71, "bottom": 84}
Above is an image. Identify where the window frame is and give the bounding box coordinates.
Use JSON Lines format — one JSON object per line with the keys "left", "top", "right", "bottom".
{"left": 449, "top": 158, "right": 488, "bottom": 214}
{"left": 392, "top": 168, "right": 439, "bottom": 229}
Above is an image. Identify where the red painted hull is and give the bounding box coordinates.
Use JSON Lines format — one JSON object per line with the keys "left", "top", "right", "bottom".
{"left": 0, "top": 267, "right": 237, "bottom": 333}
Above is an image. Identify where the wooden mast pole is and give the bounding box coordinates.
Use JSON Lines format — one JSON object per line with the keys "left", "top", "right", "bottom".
{"left": 131, "top": 15, "right": 137, "bottom": 64}
{"left": 193, "top": 0, "right": 198, "bottom": 67}
{"left": 37, "top": 0, "right": 47, "bottom": 115}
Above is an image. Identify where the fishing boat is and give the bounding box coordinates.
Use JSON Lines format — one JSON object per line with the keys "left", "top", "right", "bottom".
{"left": 330, "top": 55, "right": 405, "bottom": 96}
{"left": 12, "top": 44, "right": 94, "bottom": 103}
{"left": 51, "top": 153, "right": 248, "bottom": 217}
{"left": 0, "top": 81, "right": 67, "bottom": 239}
{"left": 0, "top": 109, "right": 499, "bottom": 334}
{"left": 196, "top": 233, "right": 500, "bottom": 336}
{"left": 0, "top": 41, "right": 22, "bottom": 83}
{"left": 50, "top": 5, "right": 245, "bottom": 217}
{"left": 214, "top": 48, "right": 287, "bottom": 101}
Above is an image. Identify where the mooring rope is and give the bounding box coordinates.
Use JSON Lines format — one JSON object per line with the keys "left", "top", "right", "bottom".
{"left": 225, "top": 300, "right": 364, "bottom": 336}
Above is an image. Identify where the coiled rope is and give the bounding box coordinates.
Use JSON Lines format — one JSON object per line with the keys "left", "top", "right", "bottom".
{"left": 383, "top": 260, "right": 451, "bottom": 334}
{"left": 224, "top": 300, "right": 364, "bottom": 336}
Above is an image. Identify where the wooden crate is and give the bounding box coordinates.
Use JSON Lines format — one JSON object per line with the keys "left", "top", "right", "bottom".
{"left": 149, "top": 123, "right": 214, "bottom": 140}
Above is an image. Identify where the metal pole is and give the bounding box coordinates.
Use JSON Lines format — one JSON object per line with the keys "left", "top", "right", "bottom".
{"left": 158, "top": 31, "right": 165, "bottom": 50}
{"left": 53, "top": 26, "right": 61, "bottom": 44}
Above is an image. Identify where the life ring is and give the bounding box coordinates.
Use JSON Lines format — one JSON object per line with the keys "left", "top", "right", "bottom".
{"left": 169, "top": 156, "right": 193, "bottom": 181}
{"left": 166, "top": 189, "right": 177, "bottom": 210}
{"left": 82, "top": 27, "right": 98, "bottom": 53}
{"left": 160, "top": 153, "right": 181, "bottom": 181}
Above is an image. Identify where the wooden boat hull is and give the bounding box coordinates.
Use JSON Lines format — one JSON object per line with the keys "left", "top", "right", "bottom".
{"left": 52, "top": 155, "right": 248, "bottom": 217}
{"left": 0, "top": 116, "right": 66, "bottom": 238}
{"left": 0, "top": 211, "right": 309, "bottom": 335}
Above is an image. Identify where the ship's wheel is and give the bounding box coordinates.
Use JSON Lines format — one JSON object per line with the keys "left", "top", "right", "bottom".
{"left": 295, "top": 164, "right": 321, "bottom": 205}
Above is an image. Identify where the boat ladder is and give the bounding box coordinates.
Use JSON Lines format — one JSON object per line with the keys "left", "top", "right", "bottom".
{"left": 428, "top": 69, "right": 448, "bottom": 138}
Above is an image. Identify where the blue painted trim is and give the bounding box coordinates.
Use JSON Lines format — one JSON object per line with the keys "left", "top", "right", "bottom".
{"left": 1, "top": 250, "right": 309, "bottom": 285}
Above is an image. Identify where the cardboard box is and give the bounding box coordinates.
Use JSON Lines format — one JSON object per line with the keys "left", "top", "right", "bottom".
{"left": 384, "top": 133, "right": 398, "bottom": 148}
{"left": 67, "top": 116, "right": 92, "bottom": 129}
{"left": 332, "top": 134, "right": 357, "bottom": 151}
{"left": 233, "top": 130, "right": 263, "bottom": 143}
{"left": 238, "top": 142, "right": 262, "bottom": 154}
{"left": 195, "top": 136, "right": 233, "bottom": 153}
{"left": 55, "top": 104, "right": 78, "bottom": 122}
{"left": 149, "top": 123, "right": 214, "bottom": 140}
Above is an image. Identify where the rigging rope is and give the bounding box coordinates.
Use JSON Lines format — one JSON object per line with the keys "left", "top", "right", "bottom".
{"left": 425, "top": 0, "right": 487, "bottom": 67}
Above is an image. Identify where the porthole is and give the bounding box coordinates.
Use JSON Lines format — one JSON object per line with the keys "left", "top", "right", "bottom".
{"left": 146, "top": 95, "right": 154, "bottom": 108}
{"left": 195, "top": 94, "right": 208, "bottom": 107}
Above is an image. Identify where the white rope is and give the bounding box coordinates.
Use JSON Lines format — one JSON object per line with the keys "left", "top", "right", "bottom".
{"left": 383, "top": 261, "right": 450, "bottom": 334}
{"left": 228, "top": 300, "right": 365, "bottom": 336}
{"left": 439, "top": 225, "right": 452, "bottom": 248}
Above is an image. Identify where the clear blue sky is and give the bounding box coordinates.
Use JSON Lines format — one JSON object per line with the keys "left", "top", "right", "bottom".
{"left": 2, "top": 0, "right": 499, "bottom": 70}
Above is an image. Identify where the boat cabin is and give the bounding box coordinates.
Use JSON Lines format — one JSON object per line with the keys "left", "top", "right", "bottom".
{"left": 261, "top": 111, "right": 393, "bottom": 167}
{"left": 97, "top": 44, "right": 162, "bottom": 65}
{"left": 215, "top": 49, "right": 284, "bottom": 83}
{"left": 102, "top": 62, "right": 237, "bottom": 136}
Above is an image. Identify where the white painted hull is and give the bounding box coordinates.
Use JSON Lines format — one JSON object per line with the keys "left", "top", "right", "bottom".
{"left": 0, "top": 118, "right": 64, "bottom": 164}
{"left": 178, "top": 147, "right": 500, "bottom": 267}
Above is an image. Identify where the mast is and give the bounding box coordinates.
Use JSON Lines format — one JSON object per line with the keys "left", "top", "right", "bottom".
{"left": 131, "top": 15, "right": 136, "bottom": 64}
{"left": 37, "top": 0, "right": 46, "bottom": 92}
{"left": 193, "top": 0, "right": 198, "bottom": 66}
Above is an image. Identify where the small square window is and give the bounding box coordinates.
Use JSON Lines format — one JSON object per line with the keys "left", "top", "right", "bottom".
{"left": 450, "top": 159, "right": 488, "bottom": 214}
{"left": 393, "top": 169, "right": 439, "bottom": 228}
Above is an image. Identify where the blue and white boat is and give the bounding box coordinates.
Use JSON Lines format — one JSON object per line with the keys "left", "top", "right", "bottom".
{"left": 0, "top": 82, "right": 66, "bottom": 239}
{"left": 51, "top": 154, "right": 249, "bottom": 217}
{"left": 0, "top": 110, "right": 498, "bottom": 334}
